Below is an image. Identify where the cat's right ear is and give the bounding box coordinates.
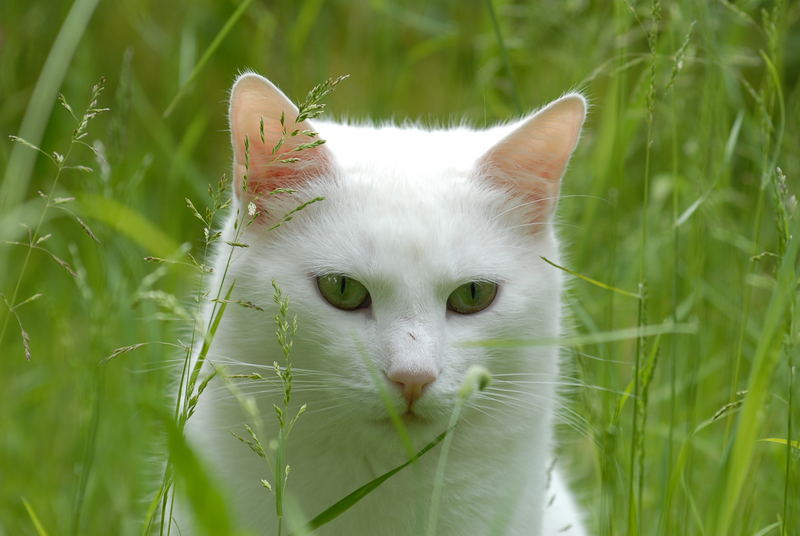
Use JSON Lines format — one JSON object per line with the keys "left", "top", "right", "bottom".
{"left": 229, "top": 73, "right": 333, "bottom": 207}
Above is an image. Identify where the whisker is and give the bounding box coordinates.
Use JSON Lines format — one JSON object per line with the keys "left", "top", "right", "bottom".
{"left": 491, "top": 372, "right": 586, "bottom": 377}
{"left": 570, "top": 350, "right": 630, "bottom": 365}
{"left": 302, "top": 402, "right": 352, "bottom": 417}
{"left": 491, "top": 380, "right": 631, "bottom": 397}
{"left": 476, "top": 390, "right": 595, "bottom": 440}
{"left": 508, "top": 221, "right": 580, "bottom": 232}
{"left": 209, "top": 384, "right": 341, "bottom": 400}
{"left": 464, "top": 402, "right": 493, "bottom": 419}
{"left": 475, "top": 391, "right": 545, "bottom": 413}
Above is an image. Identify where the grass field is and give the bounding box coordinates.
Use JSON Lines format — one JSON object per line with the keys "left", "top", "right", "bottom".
{"left": 1, "top": 1, "right": 798, "bottom": 535}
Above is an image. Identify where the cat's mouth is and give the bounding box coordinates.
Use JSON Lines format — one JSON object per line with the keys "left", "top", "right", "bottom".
{"left": 375, "top": 407, "right": 429, "bottom": 426}
{"left": 401, "top": 408, "right": 424, "bottom": 422}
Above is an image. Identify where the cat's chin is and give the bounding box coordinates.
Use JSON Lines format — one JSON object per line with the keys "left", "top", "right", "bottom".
{"left": 371, "top": 406, "right": 447, "bottom": 430}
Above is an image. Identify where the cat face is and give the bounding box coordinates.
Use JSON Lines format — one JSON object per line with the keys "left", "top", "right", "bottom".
{"left": 222, "top": 73, "right": 585, "bottom": 431}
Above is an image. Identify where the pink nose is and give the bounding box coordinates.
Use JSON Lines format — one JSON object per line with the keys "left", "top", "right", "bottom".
{"left": 387, "top": 368, "right": 437, "bottom": 404}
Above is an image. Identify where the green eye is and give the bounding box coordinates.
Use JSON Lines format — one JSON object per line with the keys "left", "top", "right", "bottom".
{"left": 317, "top": 274, "right": 371, "bottom": 311}
{"left": 447, "top": 281, "right": 497, "bottom": 314}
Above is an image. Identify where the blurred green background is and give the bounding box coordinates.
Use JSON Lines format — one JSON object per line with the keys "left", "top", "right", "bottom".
{"left": 1, "top": 0, "right": 798, "bottom": 535}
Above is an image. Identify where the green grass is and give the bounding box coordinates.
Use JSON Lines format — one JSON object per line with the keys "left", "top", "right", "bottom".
{"left": 1, "top": 1, "right": 798, "bottom": 535}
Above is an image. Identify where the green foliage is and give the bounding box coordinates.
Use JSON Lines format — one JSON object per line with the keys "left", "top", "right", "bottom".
{"left": 270, "top": 279, "right": 304, "bottom": 536}
{"left": 0, "top": 1, "right": 798, "bottom": 535}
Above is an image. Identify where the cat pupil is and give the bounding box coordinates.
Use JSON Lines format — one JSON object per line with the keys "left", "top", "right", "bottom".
{"left": 340, "top": 276, "right": 347, "bottom": 294}
{"left": 470, "top": 281, "right": 477, "bottom": 300}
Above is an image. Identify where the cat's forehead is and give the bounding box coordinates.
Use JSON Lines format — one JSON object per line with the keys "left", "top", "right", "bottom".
{"left": 268, "top": 121, "right": 549, "bottom": 284}
{"left": 316, "top": 121, "right": 509, "bottom": 180}
{"left": 293, "top": 163, "right": 528, "bottom": 285}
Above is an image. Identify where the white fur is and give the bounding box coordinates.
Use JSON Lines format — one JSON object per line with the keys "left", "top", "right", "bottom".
{"left": 180, "top": 74, "right": 587, "bottom": 535}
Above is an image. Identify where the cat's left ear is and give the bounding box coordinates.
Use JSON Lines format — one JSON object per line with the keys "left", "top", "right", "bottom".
{"left": 478, "top": 93, "right": 586, "bottom": 221}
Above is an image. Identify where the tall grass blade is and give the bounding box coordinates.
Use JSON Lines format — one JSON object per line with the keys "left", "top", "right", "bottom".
{"left": 754, "top": 522, "right": 782, "bottom": 536}
{"left": 292, "top": 428, "right": 450, "bottom": 535}
{"left": 22, "top": 497, "right": 50, "bottom": 536}
{"left": 541, "top": 256, "right": 641, "bottom": 298}
{"left": 289, "top": 0, "right": 325, "bottom": 60}
{"left": 485, "top": 0, "right": 523, "bottom": 115}
{"left": 758, "top": 438, "right": 800, "bottom": 450}
{"left": 461, "top": 321, "right": 696, "bottom": 348}
{"left": 163, "top": 0, "right": 255, "bottom": 117}
{"left": 70, "top": 366, "right": 105, "bottom": 536}
{"left": 0, "top": 0, "right": 99, "bottom": 215}
{"left": 711, "top": 222, "right": 799, "bottom": 535}
{"left": 674, "top": 193, "right": 708, "bottom": 228}
{"left": 158, "top": 407, "right": 237, "bottom": 536}
{"left": 78, "top": 194, "right": 181, "bottom": 258}
{"left": 425, "top": 367, "right": 486, "bottom": 536}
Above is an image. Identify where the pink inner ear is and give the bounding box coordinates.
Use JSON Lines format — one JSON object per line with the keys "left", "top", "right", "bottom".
{"left": 234, "top": 143, "right": 331, "bottom": 201}
{"left": 228, "top": 74, "right": 334, "bottom": 213}
{"left": 484, "top": 162, "right": 561, "bottom": 224}
{"left": 490, "top": 149, "right": 566, "bottom": 182}
{"left": 478, "top": 95, "right": 585, "bottom": 225}
{"left": 480, "top": 147, "right": 566, "bottom": 223}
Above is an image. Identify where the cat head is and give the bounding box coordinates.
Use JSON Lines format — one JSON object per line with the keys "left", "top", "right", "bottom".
{"left": 223, "top": 73, "right": 585, "bottom": 433}
{"left": 228, "top": 73, "right": 584, "bottom": 222}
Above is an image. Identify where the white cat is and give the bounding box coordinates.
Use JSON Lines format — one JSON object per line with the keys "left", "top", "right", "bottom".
{"left": 182, "top": 72, "right": 588, "bottom": 536}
